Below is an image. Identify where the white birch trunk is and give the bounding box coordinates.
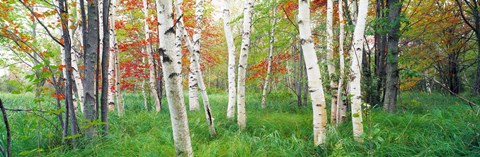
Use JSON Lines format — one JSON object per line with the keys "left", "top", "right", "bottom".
{"left": 141, "top": 57, "right": 149, "bottom": 110}
{"left": 193, "top": 0, "right": 216, "bottom": 136}
{"left": 107, "top": 0, "right": 117, "bottom": 111}
{"left": 298, "top": 0, "right": 328, "bottom": 146}
{"left": 348, "top": 0, "right": 368, "bottom": 142}
{"left": 223, "top": 0, "right": 237, "bottom": 119}
{"left": 98, "top": 0, "right": 104, "bottom": 63}
{"left": 237, "top": 0, "right": 255, "bottom": 130}
{"left": 115, "top": 52, "right": 124, "bottom": 116}
{"left": 157, "top": 0, "right": 193, "bottom": 156}
{"left": 143, "top": 0, "right": 162, "bottom": 112}
{"left": 261, "top": 4, "right": 277, "bottom": 109}
{"left": 336, "top": 0, "right": 347, "bottom": 124}
{"left": 326, "top": 0, "right": 338, "bottom": 124}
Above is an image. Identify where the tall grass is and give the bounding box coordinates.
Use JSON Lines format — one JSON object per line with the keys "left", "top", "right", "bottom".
{"left": 0, "top": 92, "right": 479, "bottom": 156}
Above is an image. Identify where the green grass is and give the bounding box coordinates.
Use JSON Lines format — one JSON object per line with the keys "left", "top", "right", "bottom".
{"left": 0, "top": 92, "right": 479, "bottom": 156}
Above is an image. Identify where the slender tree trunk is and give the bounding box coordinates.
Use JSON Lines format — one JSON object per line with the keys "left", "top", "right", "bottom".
{"left": 107, "top": 0, "right": 117, "bottom": 111}
{"left": 115, "top": 49, "right": 124, "bottom": 116}
{"left": 72, "top": 45, "right": 84, "bottom": 112}
{"left": 383, "top": 0, "right": 402, "bottom": 112}
{"left": 223, "top": 0, "right": 237, "bottom": 119}
{"left": 59, "top": 0, "right": 79, "bottom": 145}
{"left": 298, "top": 0, "right": 328, "bottom": 146}
{"left": 100, "top": 0, "right": 111, "bottom": 135}
{"left": 157, "top": 0, "right": 193, "bottom": 156}
{"left": 193, "top": 0, "right": 216, "bottom": 136}
{"left": 336, "top": 0, "right": 347, "bottom": 124}
{"left": 143, "top": 0, "right": 162, "bottom": 112}
{"left": 348, "top": 0, "right": 368, "bottom": 142}
{"left": 237, "top": 0, "right": 255, "bottom": 130}
{"left": 326, "top": 0, "right": 338, "bottom": 124}
{"left": 374, "top": 0, "right": 386, "bottom": 106}
{"left": 82, "top": 0, "right": 99, "bottom": 138}
{"left": 142, "top": 78, "right": 148, "bottom": 111}
{"left": 171, "top": 0, "right": 200, "bottom": 112}
{"left": 261, "top": 3, "right": 277, "bottom": 109}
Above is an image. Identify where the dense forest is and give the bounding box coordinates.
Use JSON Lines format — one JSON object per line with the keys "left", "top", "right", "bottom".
{"left": 0, "top": 0, "right": 480, "bottom": 156}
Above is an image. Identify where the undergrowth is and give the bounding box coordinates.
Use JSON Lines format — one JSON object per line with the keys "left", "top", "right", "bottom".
{"left": 0, "top": 92, "right": 479, "bottom": 156}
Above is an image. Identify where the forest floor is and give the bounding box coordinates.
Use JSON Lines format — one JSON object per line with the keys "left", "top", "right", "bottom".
{"left": 0, "top": 92, "right": 480, "bottom": 156}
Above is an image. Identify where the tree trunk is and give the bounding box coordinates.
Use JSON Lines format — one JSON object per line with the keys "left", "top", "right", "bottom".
{"left": 348, "top": 0, "right": 368, "bottom": 142}
{"left": 192, "top": 0, "right": 217, "bottom": 136}
{"left": 475, "top": 29, "right": 480, "bottom": 94}
{"left": 383, "top": 0, "right": 402, "bottom": 112}
{"left": 336, "top": 0, "right": 347, "bottom": 125}
{"left": 156, "top": 0, "right": 193, "bottom": 156}
{"left": 223, "top": 0, "right": 237, "bottom": 119}
{"left": 115, "top": 49, "right": 124, "bottom": 116}
{"left": 143, "top": 0, "right": 162, "bottom": 112}
{"left": 237, "top": 0, "right": 255, "bottom": 130}
{"left": 59, "top": 0, "right": 79, "bottom": 145}
{"left": 448, "top": 53, "right": 460, "bottom": 94}
{"left": 107, "top": 0, "right": 117, "bottom": 112}
{"left": 83, "top": 0, "right": 99, "bottom": 138}
{"left": 261, "top": 4, "right": 277, "bottom": 109}
{"left": 326, "top": 0, "right": 338, "bottom": 124}
{"left": 374, "top": 0, "right": 387, "bottom": 106}
{"left": 298, "top": 0, "right": 328, "bottom": 146}
{"left": 100, "top": 0, "right": 111, "bottom": 135}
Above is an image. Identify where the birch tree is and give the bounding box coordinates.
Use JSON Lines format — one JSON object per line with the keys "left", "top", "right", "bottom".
{"left": 143, "top": 0, "right": 162, "bottom": 112}
{"left": 298, "top": 0, "right": 328, "bottom": 146}
{"left": 223, "top": 0, "right": 237, "bottom": 119}
{"left": 336, "top": 0, "right": 347, "bottom": 124}
{"left": 261, "top": 2, "right": 277, "bottom": 109}
{"left": 237, "top": 0, "right": 255, "bottom": 130}
{"left": 107, "top": 0, "right": 117, "bottom": 111}
{"left": 326, "top": 0, "right": 338, "bottom": 124}
{"left": 348, "top": 0, "right": 368, "bottom": 142}
{"left": 157, "top": 0, "right": 193, "bottom": 155}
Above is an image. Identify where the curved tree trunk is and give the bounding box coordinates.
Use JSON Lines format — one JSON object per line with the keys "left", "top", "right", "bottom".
{"left": 348, "top": 0, "right": 368, "bottom": 142}
{"left": 261, "top": 3, "right": 277, "bottom": 109}
{"left": 298, "top": 0, "right": 328, "bottom": 146}
{"left": 237, "top": 0, "right": 255, "bottom": 130}
{"left": 193, "top": 0, "right": 216, "bottom": 136}
{"left": 157, "top": 0, "right": 193, "bottom": 156}
{"left": 223, "top": 0, "right": 237, "bottom": 119}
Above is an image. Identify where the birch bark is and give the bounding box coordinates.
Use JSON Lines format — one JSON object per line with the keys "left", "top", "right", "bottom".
{"left": 336, "top": 0, "right": 347, "bottom": 124}
{"left": 143, "top": 0, "right": 162, "bottom": 112}
{"left": 298, "top": 0, "right": 328, "bottom": 146}
{"left": 237, "top": 0, "right": 255, "bottom": 130}
{"left": 327, "top": 0, "right": 338, "bottom": 124}
{"left": 261, "top": 3, "right": 277, "bottom": 109}
{"left": 107, "top": 0, "right": 117, "bottom": 111}
{"left": 348, "top": 0, "right": 368, "bottom": 142}
{"left": 222, "top": 0, "right": 237, "bottom": 119}
{"left": 157, "top": 0, "right": 193, "bottom": 156}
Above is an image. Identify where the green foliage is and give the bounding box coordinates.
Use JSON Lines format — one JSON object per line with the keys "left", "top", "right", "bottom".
{"left": 1, "top": 92, "right": 479, "bottom": 156}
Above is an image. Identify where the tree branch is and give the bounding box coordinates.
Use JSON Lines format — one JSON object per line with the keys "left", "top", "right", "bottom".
{"left": 18, "top": 0, "right": 64, "bottom": 47}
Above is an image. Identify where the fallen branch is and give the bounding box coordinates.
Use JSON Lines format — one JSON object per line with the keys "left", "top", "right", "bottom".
{"left": 431, "top": 78, "right": 478, "bottom": 109}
